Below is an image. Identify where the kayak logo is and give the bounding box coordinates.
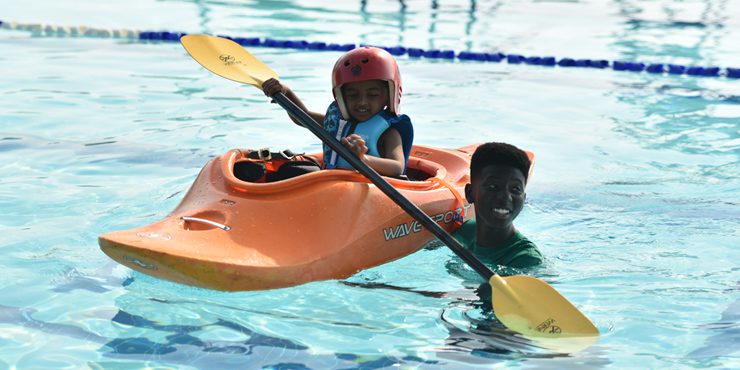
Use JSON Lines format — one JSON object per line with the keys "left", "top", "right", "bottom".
{"left": 536, "top": 318, "right": 562, "bottom": 335}
{"left": 219, "top": 54, "right": 240, "bottom": 66}
{"left": 383, "top": 205, "right": 472, "bottom": 241}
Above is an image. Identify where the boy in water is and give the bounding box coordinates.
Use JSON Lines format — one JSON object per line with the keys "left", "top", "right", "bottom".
{"left": 262, "top": 46, "right": 413, "bottom": 178}
{"left": 455, "top": 142, "right": 543, "bottom": 268}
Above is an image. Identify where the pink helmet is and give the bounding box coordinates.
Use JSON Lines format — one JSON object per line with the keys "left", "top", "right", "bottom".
{"left": 331, "top": 46, "right": 402, "bottom": 119}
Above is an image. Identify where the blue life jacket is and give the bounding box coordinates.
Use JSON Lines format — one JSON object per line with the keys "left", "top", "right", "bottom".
{"left": 322, "top": 102, "right": 414, "bottom": 173}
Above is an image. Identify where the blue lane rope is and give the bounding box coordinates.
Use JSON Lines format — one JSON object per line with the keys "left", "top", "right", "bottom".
{"left": 2, "top": 20, "right": 738, "bottom": 79}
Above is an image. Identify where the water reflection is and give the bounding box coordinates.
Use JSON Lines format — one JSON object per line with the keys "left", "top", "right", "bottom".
{"left": 184, "top": 0, "right": 488, "bottom": 50}
{"left": 609, "top": 1, "right": 738, "bottom": 163}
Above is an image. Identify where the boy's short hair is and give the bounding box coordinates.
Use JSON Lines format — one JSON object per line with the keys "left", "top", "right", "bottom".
{"left": 470, "top": 142, "right": 531, "bottom": 183}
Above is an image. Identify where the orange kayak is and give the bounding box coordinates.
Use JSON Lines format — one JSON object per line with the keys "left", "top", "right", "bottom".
{"left": 99, "top": 144, "right": 523, "bottom": 291}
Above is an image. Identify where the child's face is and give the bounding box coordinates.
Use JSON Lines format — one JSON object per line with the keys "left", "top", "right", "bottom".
{"left": 465, "top": 165, "right": 526, "bottom": 232}
{"left": 341, "top": 80, "right": 388, "bottom": 122}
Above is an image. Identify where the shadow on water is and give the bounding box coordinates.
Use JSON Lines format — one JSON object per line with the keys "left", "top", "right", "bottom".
{"left": 346, "top": 253, "right": 611, "bottom": 366}
{"left": 685, "top": 283, "right": 740, "bottom": 366}
{"left": 340, "top": 280, "right": 448, "bottom": 298}
{"left": 24, "top": 265, "right": 443, "bottom": 368}
{"left": 104, "top": 310, "right": 307, "bottom": 356}
{"left": 0, "top": 300, "right": 443, "bottom": 369}
{"left": 34, "top": 259, "right": 612, "bottom": 368}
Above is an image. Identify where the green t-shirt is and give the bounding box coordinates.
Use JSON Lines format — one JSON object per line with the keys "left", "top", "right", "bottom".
{"left": 453, "top": 219, "right": 543, "bottom": 268}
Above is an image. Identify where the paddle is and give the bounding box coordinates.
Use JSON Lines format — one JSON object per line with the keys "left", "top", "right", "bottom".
{"left": 180, "top": 34, "right": 599, "bottom": 352}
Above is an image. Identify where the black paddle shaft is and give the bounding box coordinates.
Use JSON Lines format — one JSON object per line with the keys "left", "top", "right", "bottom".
{"left": 272, "top": 92, "right": 495, "bottom": 280}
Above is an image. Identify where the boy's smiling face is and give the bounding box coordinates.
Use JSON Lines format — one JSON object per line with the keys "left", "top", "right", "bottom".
{"left": 341, "top": 80, "right": 388, "bottom": 122}
{"left": 465, "top": 164, "right": 526, "bottom": 234}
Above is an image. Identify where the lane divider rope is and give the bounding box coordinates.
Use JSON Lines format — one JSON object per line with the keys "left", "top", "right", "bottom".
{"left": 2, "top": 20, "right": 738, "bottom": 79}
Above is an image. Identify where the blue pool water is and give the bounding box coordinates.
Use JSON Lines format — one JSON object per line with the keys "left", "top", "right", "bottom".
{"left": 1, "top": 0, "right": 738, "bottom": 368}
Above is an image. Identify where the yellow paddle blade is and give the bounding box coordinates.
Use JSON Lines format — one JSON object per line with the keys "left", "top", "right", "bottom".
{"left": 490, "top": 275, "right": 599, "bottom": 353}
{"left": 180, "top": 34, "right": 278, "bottom": 89}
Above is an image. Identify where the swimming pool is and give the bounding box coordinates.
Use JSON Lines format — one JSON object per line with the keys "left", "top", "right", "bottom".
{"left": 1, "top": 0, "right": 738, "bottom": 368}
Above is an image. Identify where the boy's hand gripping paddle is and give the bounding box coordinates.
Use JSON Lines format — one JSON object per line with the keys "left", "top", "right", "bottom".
{"left": 180, "top": 34, "right": 599, "bottom": 353}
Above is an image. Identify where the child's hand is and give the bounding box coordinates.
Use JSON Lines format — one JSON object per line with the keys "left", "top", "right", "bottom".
{"left": 342, "top": 134, "right": 368, "bottom": 160}
{"left": 261, "top": 78, "right": 286, "bottom": 101}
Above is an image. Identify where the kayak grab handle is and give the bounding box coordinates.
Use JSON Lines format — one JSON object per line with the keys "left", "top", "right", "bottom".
{"left": 180, "top": 216, "right": 231, "bottom": 231}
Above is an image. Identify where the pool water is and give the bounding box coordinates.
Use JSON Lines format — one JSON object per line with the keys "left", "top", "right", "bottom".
{"left": 1, "top": 0, "right": 738, "bottom": 368}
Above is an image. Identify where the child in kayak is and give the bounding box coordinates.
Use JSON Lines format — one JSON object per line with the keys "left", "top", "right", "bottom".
{"left": 261, "top": 46, "right": 413, "bottom": 178}
{"left": 454, "top": 142, "right": 543, "bottom": 268}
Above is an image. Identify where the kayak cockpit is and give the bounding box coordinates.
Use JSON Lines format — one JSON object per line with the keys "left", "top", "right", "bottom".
{"left": 220, "top": 145, "right": 470, "bottom": 195}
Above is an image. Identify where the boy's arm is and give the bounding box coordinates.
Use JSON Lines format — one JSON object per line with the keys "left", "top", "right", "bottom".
{"left": 342, "top": 128, "right": 405, "bottom": 177}
{"left": 262, "top": 78, "right": 325, "bottom": 125}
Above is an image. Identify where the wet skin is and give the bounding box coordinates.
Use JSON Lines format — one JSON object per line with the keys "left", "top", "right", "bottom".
{"left": 341, "top": 80, "right": 388, "bottom": 122}
{"left": 465, "top": 164, "right": 527, "bottom": 248}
